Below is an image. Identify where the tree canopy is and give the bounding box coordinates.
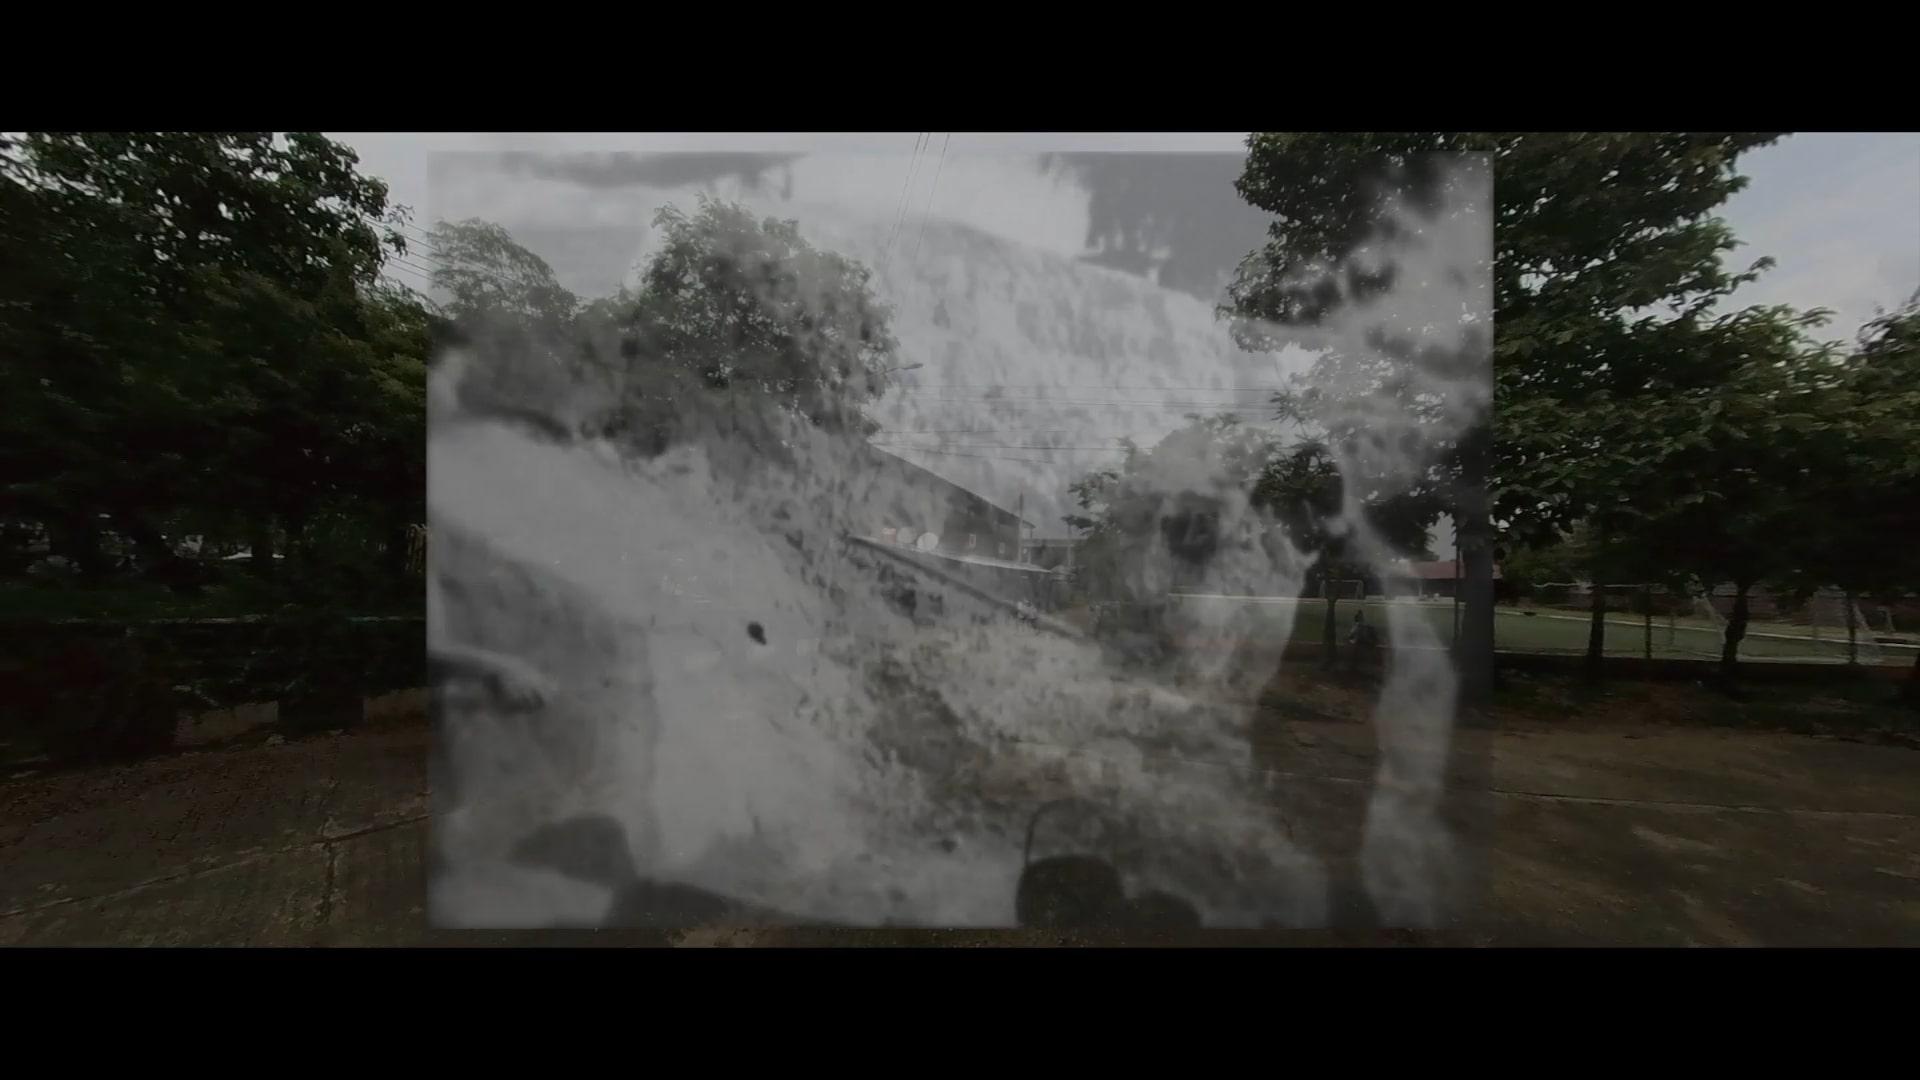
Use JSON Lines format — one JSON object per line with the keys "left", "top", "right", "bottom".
{"left": 1220, "top": 132, "right": 1793, "bottom": 694}
{"left": 633, "top": 197, "right": 900, "bottom": 436}
{"left": 1, "top": 132, "right": 427, "bottom": 598}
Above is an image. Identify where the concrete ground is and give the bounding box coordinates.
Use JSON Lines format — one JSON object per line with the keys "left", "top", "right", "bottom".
{"left": 3, "top": 694, "right": 1917, "bottom": 947}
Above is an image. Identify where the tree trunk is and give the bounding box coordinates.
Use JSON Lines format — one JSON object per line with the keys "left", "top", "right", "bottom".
{"left": 1454, "top": 423, "right": 1497, "bottom": 705}
{"left": 1719, "top": 580, "right": 1753, "bottom": 681}
{"left": 379, "top": 510, "right": 413, "bottom": 581}
{"left": 1322, "top": 580, "right": 1339, "bottom": 670}
{"left": 52, "top": 513, "right": 110, "bottom": 579}
{"left": 1642, "top": 586, "right": 1653, "bottom": 661}
{"left": 1585, "top": 582, "right": 1607, "bottom": 679}
{"left": 282, "top": 510, "right": 310, "bottom": 567}
{"left": 117, "top": 512, "right": 202, "bottom": 595}
{"left": 249, "top": 521, "right": 276, "bottom": 575}
{"left": 1844, "top": 589, "right": 1858, "bottom": 666}
{"left": 1905, "top": 647, "right": 1919, "bottom": 709}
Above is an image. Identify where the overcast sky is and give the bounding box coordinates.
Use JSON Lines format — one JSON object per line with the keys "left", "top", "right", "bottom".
{"left": 350, "top": 132, "right": 1919, "bottom": 553}
{"left": 335, "top": 131, "right": 1919, "bottom": 337}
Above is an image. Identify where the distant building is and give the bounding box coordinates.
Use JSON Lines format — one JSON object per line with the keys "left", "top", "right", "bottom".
{"left": 855, "top": 445, "right": 1065, "bottom": 610}
{"left": 1402, "top": 559, "right": 1503, "bottom": 599}
{"left": 860, "top": 446, "right": 1032, "bottom": 562}
{"left": 1020, "top": 537, "right": 1081, "bottom": 572}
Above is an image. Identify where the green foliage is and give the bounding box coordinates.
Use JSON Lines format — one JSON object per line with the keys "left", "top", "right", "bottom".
{"left": 1223, "top": 132, "right": 1785, "bottom": 544}
{"left": 625, "top": 196, "right": 900, "bottom": 443}
{"left": 1221, "top": 133, "right": 1800, "bottom": 692}
{"left": 1501, "top": 537, "right": 1583, "bottom": 593}
{"left": 426, "top": 218, "right": 588, "bottom": 431}
{"left": 427, "top": 217, "right": 578, "bottom": 331}
{"left": 1066, "top": 415, "right": 1440, "bottom": 601}
{"left": 0, "top": 132, "right": 427, "bottom": 601}
{"left": 261, "top": 606, "right": 375, "bottom": 732}
{"left": 1249, "top": 437, "right": 1439, "bottom": 573}
{"left": 38, "top": 635, "right": 181, "bottom": 763}
{"left": 426, "top": 197, "right": 904, "bottom": 459}
{"left": 1614, "top": 311, "right": 1841, "bottom": 590}
{"left": 1780, "top": 293, "right": 1920, "bottom": 601}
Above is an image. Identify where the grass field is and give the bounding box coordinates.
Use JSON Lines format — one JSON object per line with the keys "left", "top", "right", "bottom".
{"left": 1167, "top": 595, "right": 1916, "bottom": 666}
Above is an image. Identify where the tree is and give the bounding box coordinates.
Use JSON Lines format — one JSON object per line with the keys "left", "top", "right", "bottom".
{"left": 1250, "top": 437, "right": 1438, "bottom": 667}
{"left": 322, "top": 282, "right": 432, "bottom": 582}
{"left": 1222, "top": 132, "right": 1785, "bottom": 701}
{"left": 1251, "top": 439, "right": 1349, "bottom": 667}
{"left": 1599, "top": 307, "right": 1842, "bottom": 679}
{"left": 0, "top": 132, "right": 421, "bottom": 593}
{"left": 415, "top": 202, "right": 905, "bottom": 471}
{"left": 1067, "top": 415, "right": 1438, "bottom": 668}
{"left": 426, "top": 218, "right": 579, "bottom": 331}
{"left": 1793, "top": 293, "right": 1920, "bottom": 698}
{"left": 1511, "top": 521, "right": 1673, "bottom": 676}
{"left": 1062, "top": 416, "right": 1271, "bottom": 666}
{"left": 620, "top": 196, "right": 900, "bottom": 451}
{"left": 425, "top": 218, "right": 585, "bottom": 437}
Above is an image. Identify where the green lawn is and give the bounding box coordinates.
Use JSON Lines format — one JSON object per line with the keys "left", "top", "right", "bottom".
{"left": 1169, "top": 596, "right": 1913, "bottom": 666}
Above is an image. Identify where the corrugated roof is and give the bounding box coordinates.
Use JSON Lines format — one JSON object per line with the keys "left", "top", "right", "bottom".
{"left": 865, "top": 444, "right": 1036, "bottom": 527}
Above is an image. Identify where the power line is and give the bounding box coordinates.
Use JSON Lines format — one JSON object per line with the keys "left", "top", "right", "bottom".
{"left": 386, "top": 237, "right": 447, "bottom": 266}
{"left": 873, "top": 442, "right": 1132, "bottom": 451}
{"left": 385, "top": 262, "right": 433, "bottom": 284}
{"left": 391, "top": 257, "right": 440, "bottom": 280}
{"left": 374, "top": 218, "right": 438, "bottom": 244}
{"left": 364, "top": 216, "right": 439, "bottom": 247}
{"left": 883, "top": 447, "right": 1121, "bottom": 464}
{"left": 876, "top": 427, "right": 1128, "bottom": 434}
{"left": 395, "top": 242, "right": 446, "bottom": 265}
{"left": 899, "top": 383, "right": 1284, "bottom": 393}
{"left": 893, "top": 390, "right": 1273, "bottom": 400}
{"left": 379, "top": 272, "right": 430, "bottom": 296}
{"left": 894, "top": 388, "right": 1275, "bottom": 399}
{"left": 890, "top": 397, "right": 1279, "bottom": 411}
{"left": 880, "top": 133, "right": 927, "bottom": 273}
{"left": 911, "top": 133, "right": 951, "bottom": 261}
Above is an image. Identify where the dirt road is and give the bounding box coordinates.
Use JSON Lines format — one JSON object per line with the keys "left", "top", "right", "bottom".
{"left": 3, "top": 708, "right": 1916, "bottom": 946}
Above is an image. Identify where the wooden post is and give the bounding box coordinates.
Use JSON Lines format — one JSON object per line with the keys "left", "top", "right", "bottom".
{"left": 1451, "top": 554, "right": 1462, "bottom": 649}
{"left": 1015, "top": 493, "right": 1025, "bottom": 563}
{"left": 1643, "top": 585, "right": 1653, "bottom": 660}
{"left": 1845, "top": 589, "right": 1858, "bottom": 666}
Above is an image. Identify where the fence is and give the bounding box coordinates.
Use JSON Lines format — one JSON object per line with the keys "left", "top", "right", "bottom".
{"left": 1135, "top": 590, "right": 1918, "bottom": 668}
{"left": 1505, "top": 583, "right": 1917, "bottom": 666}
{"left": 1, "top": 614, "right": 427, "bottom": 765}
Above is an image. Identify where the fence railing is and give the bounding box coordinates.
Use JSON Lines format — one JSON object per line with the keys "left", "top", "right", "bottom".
{"left": 1, "top": 614, "right": 427, "bottom": 765}
{"left": 1094, "top": 591, "right": 1920, "bottom": 667}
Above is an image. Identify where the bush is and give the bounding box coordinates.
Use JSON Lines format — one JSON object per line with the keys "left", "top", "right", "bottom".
{"left": 260, "top": 607, "right": 372, "bottom": 734}
{"left": 41, "top": 636, "right": 180, "bottom": 763}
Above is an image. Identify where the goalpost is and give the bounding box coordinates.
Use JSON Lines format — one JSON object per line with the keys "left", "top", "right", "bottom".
{"left": 1321, "top": 579, "right": 1365, "bottom": 601}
